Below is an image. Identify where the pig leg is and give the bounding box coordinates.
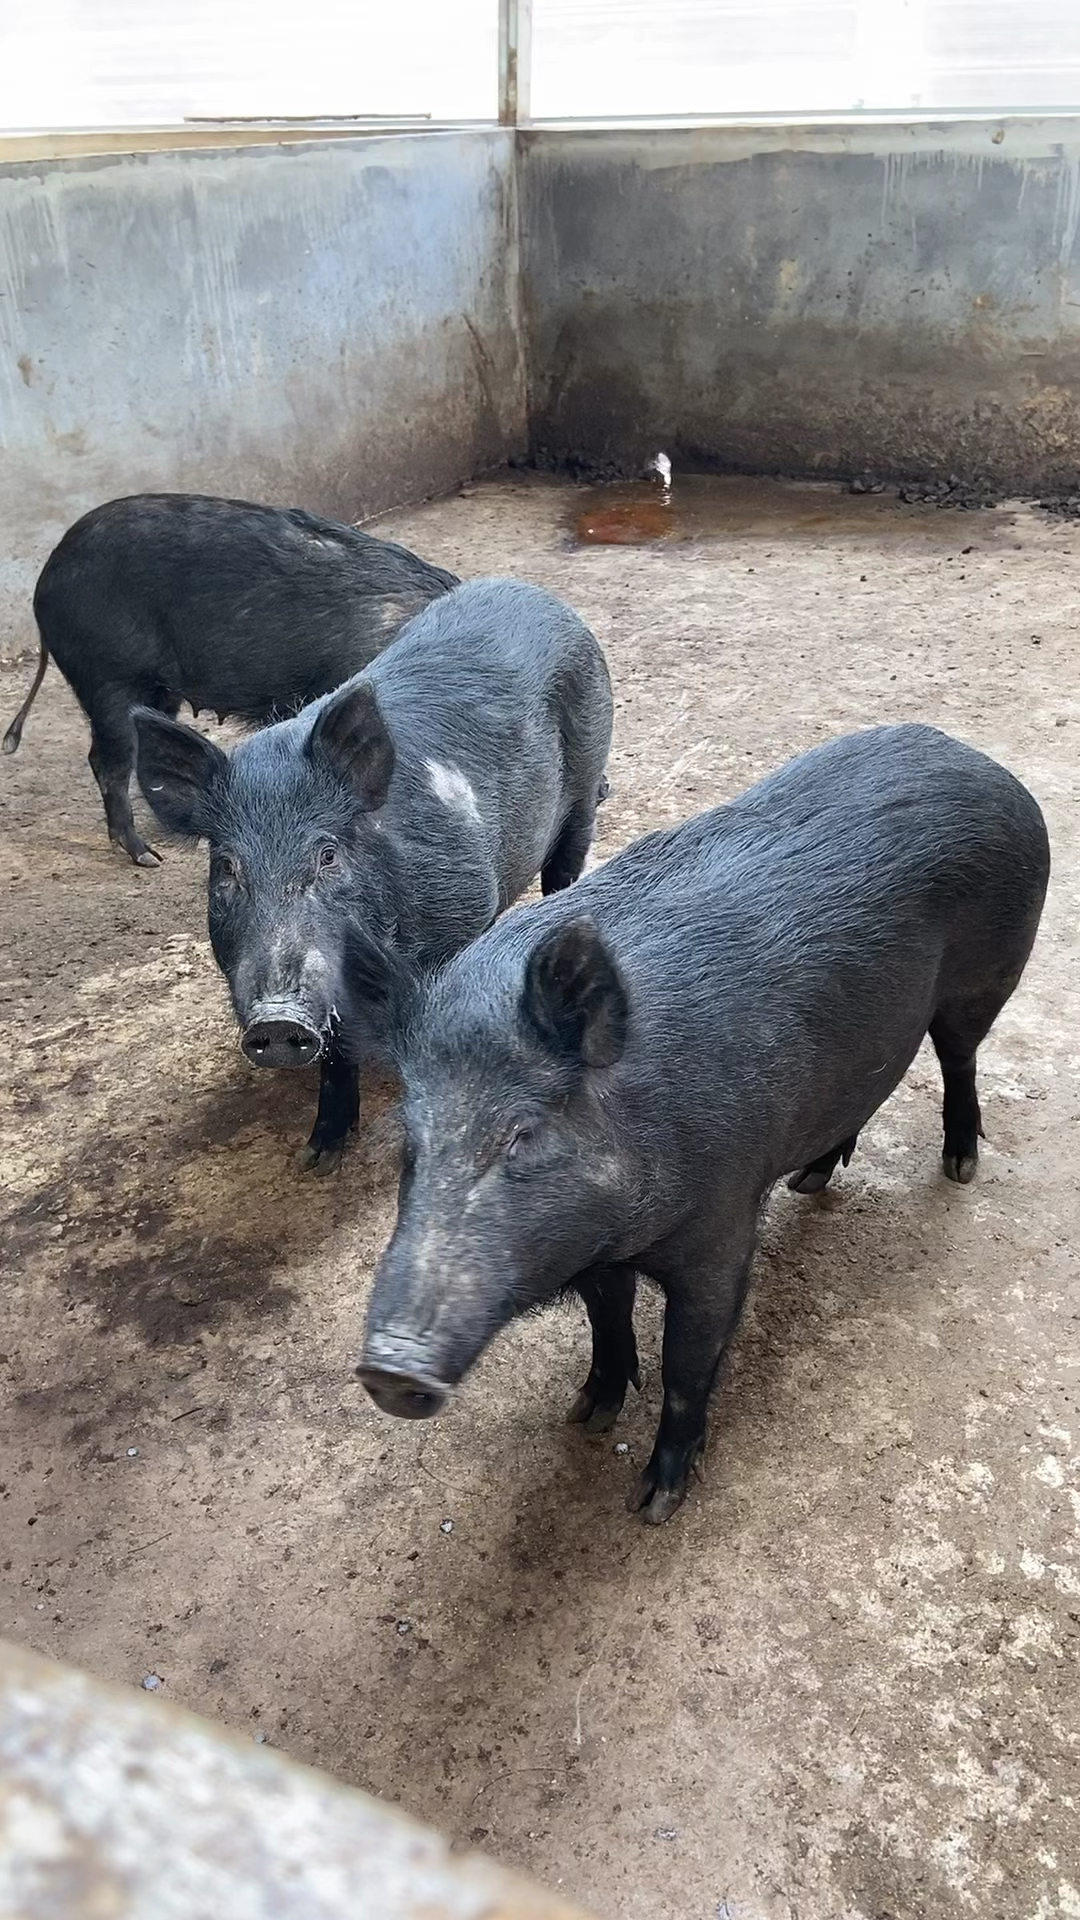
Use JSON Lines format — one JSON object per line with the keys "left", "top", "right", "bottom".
{"left": 787, "top": 1132, "right": 858, "bottom": 1194}
{"left": 566, "top": 1265, "right": 641, "bottom": 1435}
{"left": 86, "top": 686, "right": 162, "bottom": 867}
{"left": 930, "top": 999, "right": 999, "bottom": 1184}
{"left": 629, "top": 1232, "right": 755, "bottom": 1525}
{"left": 541, "top": 802, "right": 597, "bottom": 895}
{"left": 297, "top": 1048, "right": 360, "bottom": 1175}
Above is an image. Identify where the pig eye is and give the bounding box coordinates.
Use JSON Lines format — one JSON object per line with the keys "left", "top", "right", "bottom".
{"left": 213, "top": 853, "right": 240, "bottom": 885}
{"left": 503, "top": 1121, "right": 568, "bottom": 1180}
{"left": 504, "top": 1124, "right": 544, "bottom": 1172}
{"left": 317, "top": 844, "right": 340, "bottom": 872}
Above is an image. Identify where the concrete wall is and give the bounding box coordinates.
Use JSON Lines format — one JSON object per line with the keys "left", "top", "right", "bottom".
{"left": 0, "top": 1638, "right": 595, "bottom": 1919}
{"left": 0, "top": 132, "right": 524, "bottom": 660}
{"left": 7, "top": 115, "right": 1080, "bottom": 664}
{"left": 521, "top": 118, "right": 1080, "bottom": 492}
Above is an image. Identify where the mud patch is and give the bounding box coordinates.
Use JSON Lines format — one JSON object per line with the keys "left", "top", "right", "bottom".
{"left": 568, "top": 471, "right": 1012, "bottom": 547}
{"left": 63, "top": 1238, "right": 298, "bottom": 1347}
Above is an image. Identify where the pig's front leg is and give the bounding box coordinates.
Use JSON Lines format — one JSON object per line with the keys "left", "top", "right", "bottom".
{"left": 566, "top": 1265, "right": 642, "bottom": 1435}
{"left": 630, "top": 1231, "right": 755, "bottom": 1525}
{"left": 298, "top": 1048, "right": 360, "bottom": 1175}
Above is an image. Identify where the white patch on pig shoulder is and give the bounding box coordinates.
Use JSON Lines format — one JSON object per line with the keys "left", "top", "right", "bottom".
{"left": 426, "top": 759, "right": 482, "bottom": 825}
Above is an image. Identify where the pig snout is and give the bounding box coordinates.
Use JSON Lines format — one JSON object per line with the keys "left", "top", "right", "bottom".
{"left": 357, "top": 1331, "right": 450, "bottom": 1420}
{"left": 240, "top": 1002, "right": 324, "bottom": 1070}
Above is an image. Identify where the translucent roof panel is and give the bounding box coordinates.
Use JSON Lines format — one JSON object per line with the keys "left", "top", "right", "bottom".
{"left": 0, "top": 0, "right": 497, "bottom": 133}
{"left": 530, "top": 0, "right": 1080, "bottom": 119}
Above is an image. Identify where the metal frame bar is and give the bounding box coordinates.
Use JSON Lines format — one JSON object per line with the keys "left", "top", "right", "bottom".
{"left": 498, "top": 0, "right": 532, "bottom": 126}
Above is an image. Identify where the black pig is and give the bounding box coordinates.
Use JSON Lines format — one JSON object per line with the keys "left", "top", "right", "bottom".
{"left": 359, "top": 725, "right": 1049, "bottom": 1523}
{"left": 3, "top": 493, "right": 457, "bottom": 866}
{"left": 134, "top": 577, "right": 613, "bottom": 1172}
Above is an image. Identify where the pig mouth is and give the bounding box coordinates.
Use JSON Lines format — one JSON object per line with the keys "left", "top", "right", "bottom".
{"left": 240, "top": 998, "right": 330, "bottom": 1071}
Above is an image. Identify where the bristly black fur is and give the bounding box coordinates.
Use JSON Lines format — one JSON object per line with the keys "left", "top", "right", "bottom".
{"left": 132, "top": 708, "right": 228, "bottom": 845}
{"left": 308, "top": 683, "right": 396, "bottom": 813}
{"left": 363, "top": 723, "right": 1050, "bottom": 1523}
{"left": 135, "top": 576, "right": 614, "bottom": 1167}
{"left": 7, "top": 491, "right": 456, "bottom": 866}
{"left": 523, "top": 917, "right": 629, "bottom": 1068}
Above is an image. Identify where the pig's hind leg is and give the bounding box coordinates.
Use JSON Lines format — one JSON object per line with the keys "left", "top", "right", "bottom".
{"left": 630, "top": 1224, "right": 756, "bottom": 1525}
{"left": 567, "top": 1265, "right": 641, "bottom": 1435}
{"left": 85, "top": 684, "right": 162, "bottom": 867}
{"left": 930, "top": 996, "right": 1002, "bottom": 1184}
{"left": 787, "top": 1133, "right": 858, "bottom": 1194}
{"left": 541, "top": 801, "right": 597, "bottom": 896}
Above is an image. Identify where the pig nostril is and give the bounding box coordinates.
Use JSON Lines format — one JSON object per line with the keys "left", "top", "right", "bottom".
{"left": 241, "top": 1015, "right": 322, "bottom": 1070}
{"left": 356, "top": 1363, "right": 448, "bottom": 1420}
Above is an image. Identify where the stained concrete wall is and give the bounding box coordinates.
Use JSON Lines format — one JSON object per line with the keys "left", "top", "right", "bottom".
{"left": 7, "top": 116, "right": 1080, "bottom": 667}
{"left": 521, "top": 118, "right": 1080, "bottom": 492}
{"left": 0, "top": 132, "right": 524, "bottom": 660}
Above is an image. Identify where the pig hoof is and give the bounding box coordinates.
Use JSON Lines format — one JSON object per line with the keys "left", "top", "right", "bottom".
{"left": 583, "top": 1403, "right": 622, "bottom": 1436}
{"left": 566, "top": 1386, "right": 623, "bottom": 1434}
{"left": 115, "top": 837, "right": 162, "bottom": 867}
{"left": 297, "top": 1142, "right": 344, "bottom": 1176}
{"left": 640, "top": 1488, "right": 688, "bottom": 1526}
{"left": 943, "top": 1151, "right": 978, "bottom": 1185}
{"left": 580, "top": 1405, "right": 622, "bottom": 1436}
{"left": 628, "top": 1476, "right": 687, "bottom": 1526}
{"left": 788, "top": 1166, "right": 829, "bottom": 1194}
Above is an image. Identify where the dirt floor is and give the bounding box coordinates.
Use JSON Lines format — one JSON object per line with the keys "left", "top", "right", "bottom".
{"left": 2, "top": 474, "right": 1078, "bottom": 1920}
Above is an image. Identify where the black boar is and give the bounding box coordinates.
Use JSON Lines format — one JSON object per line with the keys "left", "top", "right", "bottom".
{"left": 134, "top": 577, "right": 613, "bottom": 1171}
{"left": 3, "top": 493, "right": 457, "bottom": 865}
{"left": 359, "top": 725, "right": 1049, "bottom": 1523}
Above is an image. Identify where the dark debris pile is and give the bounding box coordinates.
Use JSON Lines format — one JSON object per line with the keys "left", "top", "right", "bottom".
{"left": 1035, "top": 492, "right": 1080, "bottom": 519}
{"left": 896, "top": 474, "right": 1000, "bottom": 510}
{"left": 847, "top": 472, "right": 998, "bottom": 508}
{"left": 521, "top": 447, "right": 637, "bottom": 484}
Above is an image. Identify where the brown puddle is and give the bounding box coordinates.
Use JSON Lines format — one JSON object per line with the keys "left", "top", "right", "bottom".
{"left": 571, "top": 473, "right": 1012, "bottom": 546}
{"left": 574, "top": 495, "right": 677, "bottom": 544}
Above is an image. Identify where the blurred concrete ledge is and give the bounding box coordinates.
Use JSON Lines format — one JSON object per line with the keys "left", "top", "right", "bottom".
{"left": 0, "top": 1637, "right": 597, "bottom": 1920}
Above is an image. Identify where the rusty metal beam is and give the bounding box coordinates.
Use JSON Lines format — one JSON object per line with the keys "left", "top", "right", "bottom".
{"left": 0, "top": 1638, "right": 595, "bottom": 1920}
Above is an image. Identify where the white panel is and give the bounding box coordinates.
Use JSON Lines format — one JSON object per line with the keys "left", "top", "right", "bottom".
{"left": 0, "top": 0, "right": 497, "bottom": 132}
{"left": 530, "top": 0, "right": 1080, "bottom": 117}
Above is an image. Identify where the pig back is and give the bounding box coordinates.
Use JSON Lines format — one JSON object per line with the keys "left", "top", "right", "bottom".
{"left": 545, "top": 724, "right": 1048, "bottom": 1186}
{"left": 368, "top": 577, "right": 612, "bottom": 900}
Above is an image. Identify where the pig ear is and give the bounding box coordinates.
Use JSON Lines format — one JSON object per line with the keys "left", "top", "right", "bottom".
{"left": 308, "top": 681, "right": 394, "bottom": 812}
{"left": 522, "top": 916, "right": 629, "bottom": 1069}
{"left": 134, "top": 709, "right": 228, "bottom": 840}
